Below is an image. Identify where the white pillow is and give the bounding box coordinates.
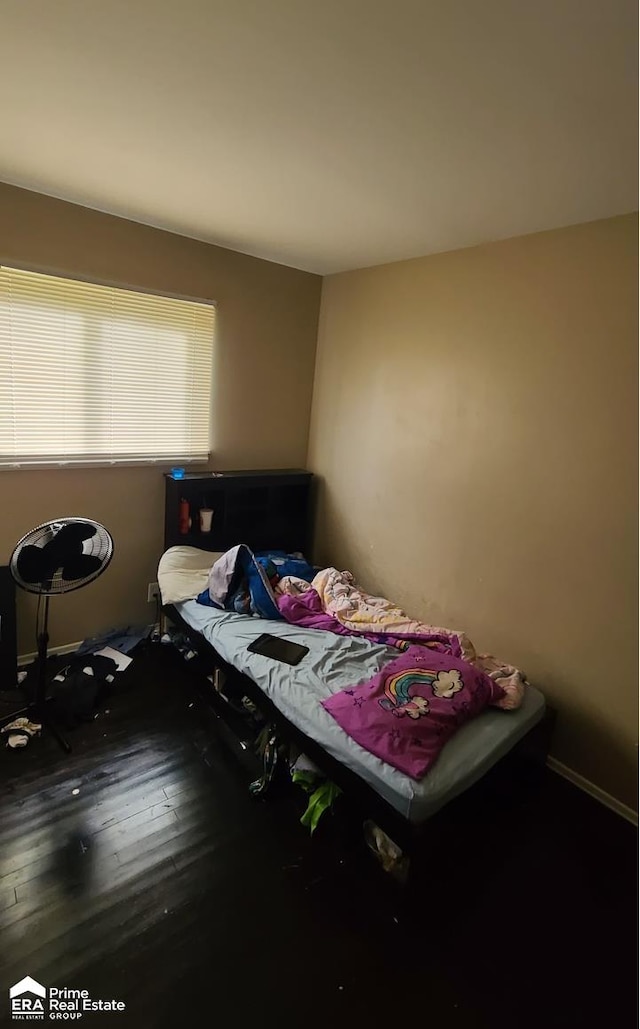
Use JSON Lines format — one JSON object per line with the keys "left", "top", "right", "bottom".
{"left": 157, "top": 546, "right": 223, "bottom": 605}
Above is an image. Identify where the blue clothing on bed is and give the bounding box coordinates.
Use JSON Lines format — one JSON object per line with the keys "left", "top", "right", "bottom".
{"left": 196, "top": 545, "right": 317, "bottom": 619}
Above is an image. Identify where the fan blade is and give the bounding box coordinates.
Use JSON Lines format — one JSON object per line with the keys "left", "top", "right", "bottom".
{"left": 61, "top": 555, "right": 103, "bottom": 580}
{"left": 16, "top": 544, "right": 48, "bottom": 585}
{"left": 47, "top": 523, "right": 97, "bottom": 566}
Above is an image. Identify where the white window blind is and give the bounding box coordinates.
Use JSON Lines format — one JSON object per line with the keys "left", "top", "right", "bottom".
{"left": 0, "top": 266, "right": 215, "bottom": 468}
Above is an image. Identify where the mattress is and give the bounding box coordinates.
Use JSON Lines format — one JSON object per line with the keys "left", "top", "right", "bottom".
{"left": 175, "top": 599, "right": 546, "bottom": 825}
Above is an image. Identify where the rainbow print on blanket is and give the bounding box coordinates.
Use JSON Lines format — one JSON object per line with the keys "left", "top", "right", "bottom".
{"left": 379, "top": 666, "right": 465, "bottom": 718}
{"left": 323, "top": 646, "right": 506, "bottom": 780}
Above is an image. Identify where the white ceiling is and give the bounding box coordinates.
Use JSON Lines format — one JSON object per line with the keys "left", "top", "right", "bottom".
{"left": 0, "top": 0, "right": 636, "bottom": 274}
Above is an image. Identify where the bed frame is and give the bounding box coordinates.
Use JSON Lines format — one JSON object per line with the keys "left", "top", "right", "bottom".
{"left": 163, "top": 602, "right": 555, "bottom": 860}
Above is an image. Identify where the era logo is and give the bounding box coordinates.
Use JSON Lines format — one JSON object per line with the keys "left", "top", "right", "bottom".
{"left": 12, "top": 998, "right": 45, "bottom": 1013}
{"left": 9, "top": 976, "right": 46, "bottom": 1020}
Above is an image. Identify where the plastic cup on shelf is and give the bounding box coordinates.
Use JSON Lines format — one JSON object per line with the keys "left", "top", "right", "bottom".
{"left": 171, "top": 467, "right": 185, "bottom": 479}
{"left": 199, "top": 509, "right": 214, "bottom": 533}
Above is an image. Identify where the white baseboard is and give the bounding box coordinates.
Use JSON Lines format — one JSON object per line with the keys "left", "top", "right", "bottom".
{"left": 18, "top": 641, "right": 83, "bottom": 667}
{"left": 546, "top": 756, "right": 638, "bottom": 826}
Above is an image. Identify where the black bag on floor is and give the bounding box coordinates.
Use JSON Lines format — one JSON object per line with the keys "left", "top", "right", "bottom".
{"left": 49, "top": 654, "right": 118, "bottom": 727}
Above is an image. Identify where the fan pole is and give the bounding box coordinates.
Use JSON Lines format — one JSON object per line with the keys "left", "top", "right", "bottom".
{"left": 35, "top": 595, "right": 71, "bottom": 755}
{"left": 35, "top": 595, "right": 50, "bottom": 711}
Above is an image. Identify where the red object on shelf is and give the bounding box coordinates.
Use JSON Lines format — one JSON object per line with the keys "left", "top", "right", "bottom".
{"left": 179, "top": 498, "right": 191, "bottom": 535}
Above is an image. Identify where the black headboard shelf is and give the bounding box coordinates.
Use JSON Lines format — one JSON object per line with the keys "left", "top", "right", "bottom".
{"left": 164, "top": 469, "right": 313, "bottom": 556}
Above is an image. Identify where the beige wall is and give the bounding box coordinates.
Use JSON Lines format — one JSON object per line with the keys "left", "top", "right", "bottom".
{"left": 308, "top": 214, "right": 638, "bottom": 810}
{"left": 0, "top": 184, "right": 321, "bottom": 654}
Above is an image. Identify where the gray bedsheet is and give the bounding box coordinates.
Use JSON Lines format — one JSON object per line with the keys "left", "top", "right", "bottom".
{"left": 176, "top": 600, "right": 546, "bottom": 824}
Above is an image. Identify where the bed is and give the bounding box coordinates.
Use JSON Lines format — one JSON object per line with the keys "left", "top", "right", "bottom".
{"left": 159, "top": 545, "right": 549, "bottom": 851}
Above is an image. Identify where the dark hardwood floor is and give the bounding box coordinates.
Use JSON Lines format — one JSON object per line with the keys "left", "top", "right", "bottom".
{"left": 0, "top": 642, "right": 636, "bottom": 1028}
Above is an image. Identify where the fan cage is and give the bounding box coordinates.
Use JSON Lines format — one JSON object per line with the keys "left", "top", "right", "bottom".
{"left": 10, "top": 518, "right": 114, "bottom": 595}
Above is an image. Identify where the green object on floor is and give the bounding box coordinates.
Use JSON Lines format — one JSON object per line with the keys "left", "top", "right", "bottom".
{"left": 299, "top": 781, "right": 342, "bottom": 834}
{"left": 291, "top": 768, "right": 317, "bottom": 792}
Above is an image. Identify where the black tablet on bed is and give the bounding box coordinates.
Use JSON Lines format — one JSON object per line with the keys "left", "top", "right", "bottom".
{"left": 247, "top": 633, "right": 309, "bottom": 666}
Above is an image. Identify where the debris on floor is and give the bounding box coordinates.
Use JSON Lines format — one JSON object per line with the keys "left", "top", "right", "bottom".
{"left": 363, "top": 820, "right": 410, "bottom": 883}
{"left": 1, "top": 717, "right": 42, "bottom": 749}
{"left": 76, "top": 624, "right": 151, "bottom": 656}
{"left": 160, "top": 627, "right": 197, "bottom": 661}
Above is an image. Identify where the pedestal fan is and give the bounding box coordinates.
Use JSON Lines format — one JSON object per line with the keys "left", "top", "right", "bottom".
{"left": 6, "top": 518, "right": 114, "bottom": 753}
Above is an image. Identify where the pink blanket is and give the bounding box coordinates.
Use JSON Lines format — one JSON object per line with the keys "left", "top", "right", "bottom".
{"left": 278, "top": 588, "right": 463, "bottom": 656}
{"left": 323, "top": 646, "right": 506, "bottom": 779}
{"left": 278, "top": 567, "right": 525, "bottom": 709}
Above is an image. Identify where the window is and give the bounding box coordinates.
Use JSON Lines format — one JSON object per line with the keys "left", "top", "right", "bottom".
{"left": 0, "top": 266, "right": 215, "bottom": 467}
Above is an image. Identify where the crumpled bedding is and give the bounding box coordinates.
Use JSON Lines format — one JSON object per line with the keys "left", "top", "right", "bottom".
{"left": 278, "top": 587, "right": 466, "bottom": 655}
{"left": 281, "top": 567, "right": 525, "bottom": 710}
